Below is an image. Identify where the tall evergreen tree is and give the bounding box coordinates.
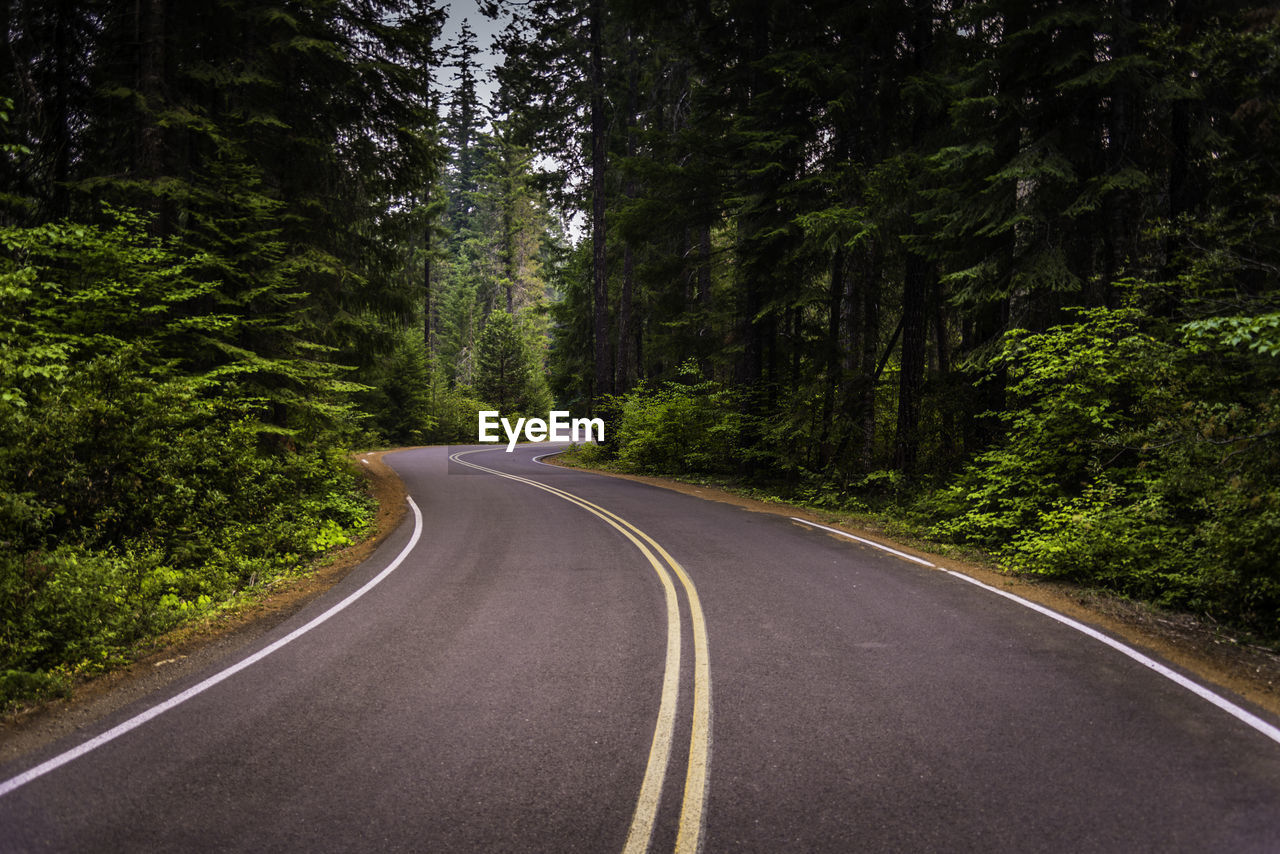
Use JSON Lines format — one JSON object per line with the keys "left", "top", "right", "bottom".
{"left": 444, "top": 18, "right": 484, "bottom": 235}
{"left": 474, "top": 309, "right": 532, "bottom": 412}
{"left": 495, "top": 0, "right": 614, "bottom": 404}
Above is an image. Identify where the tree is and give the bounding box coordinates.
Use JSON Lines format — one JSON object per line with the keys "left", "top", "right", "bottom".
{"left": 474, "top": 309, "right": 533, "bottom": 412}
{"left": 495, "top": 0, "right": 613, "bottom": 405}
{"left": 444, "top": 17, "right": 484, "bottom": 236}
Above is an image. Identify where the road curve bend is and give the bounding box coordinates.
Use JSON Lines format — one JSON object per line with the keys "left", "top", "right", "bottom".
{"left": 2, "top": 443, "right": 1279, "bottom": 852}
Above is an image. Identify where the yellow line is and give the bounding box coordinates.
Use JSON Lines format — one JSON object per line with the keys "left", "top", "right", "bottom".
{"left": 450, "top": 449, "right": 712, "bottom": 854}
{"left": 618, "top": 524, "right": 712, "bottom": 854}
{"left": 674, "top": 574, "right": 711, "bottom": 854}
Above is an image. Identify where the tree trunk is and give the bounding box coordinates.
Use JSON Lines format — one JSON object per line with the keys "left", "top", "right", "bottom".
{"left": 818, "top": 245, "right": 845, "bottom": 466}
{"left": 858, "top": 252, "right": 879, "bottom": 472}
{"left": 503, "top": 191, "right": 515, "bottom": 314}
{"left": 1166, "top": 0, "right": 1195, "bottom": 273}
{"left": 788, "top": 306, "right": 800, "bottom": 392}
{"left": 697, "top": 222, "right": 713, "bottom": 375}
{"left": 137, "top": 0, "right": 167, "bottom": 231}
{"left": 893, "top": 0, "right": 935, "bottom": 476}
{"left": 616, "top": 32, "right": 639, "bottom": 393}
{"left": 894, "top": 253, "right": 931, "bottom": 475}
{"left": 932, "top": 281, "right": 955, "bottom": 458}
{"left": 617, "top": 243, "right": 634, "bottom": 390}
{"left": 589, "top": 0, "right": 611, "bottom": 405}
{"left": 424, "top": 189, "right": 433, "bottom": 354}
{"left": 1101, "top": 0, "right": 1135, "bottom": 305}
{"left": 48, "top": 0, "right": 73, "bottom": 219}
{"left": 138, "top": 0, "right": 164, "bottom": 176}
{"left": 833, "top": 240, "right": 879, "bottom": 473}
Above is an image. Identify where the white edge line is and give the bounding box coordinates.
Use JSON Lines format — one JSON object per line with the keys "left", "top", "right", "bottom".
{"left": 790, "top": 517, "right": 936, "bottom": 567}
{"left": 942, "top": 568, "right": 1280, "bottom": 746}
{"left": 789, "top": 516, "right": 1280, "bottom": 746}
{"left": 531, "top": 443, "right": 572, "bottom": 467}
{"left": 0, "top": 497, "right": 425, "bottom": 799}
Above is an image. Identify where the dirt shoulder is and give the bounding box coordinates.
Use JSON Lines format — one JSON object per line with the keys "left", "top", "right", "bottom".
{"left": 0, "top": 450, "right": 410, "bottom": 765}
{"left": 546, "top": 457, "right": 1280, "bottom": 722}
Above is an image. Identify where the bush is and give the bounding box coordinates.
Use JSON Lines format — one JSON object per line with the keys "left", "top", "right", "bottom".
{"left": 0, "top": 350, "right": 375, "bottom": 708}
{"left": 916, "top": 303, "right": 1280, "bottom": 632}
{"left": 922, "top": 307, "right": 1175, "bottom": 546}
{"left": 610, "top": 371, "right": 742, "bottom": 475}
{"left": 1000, "top": 480, "right": 1204, "bottom": 606}
{"left": 0, "top": 669, "right": 70, "bottom": 708}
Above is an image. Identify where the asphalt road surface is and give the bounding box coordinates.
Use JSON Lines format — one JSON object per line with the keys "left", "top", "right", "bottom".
{"left": 3, "top": 443, "right": 1280, "bottom": 852}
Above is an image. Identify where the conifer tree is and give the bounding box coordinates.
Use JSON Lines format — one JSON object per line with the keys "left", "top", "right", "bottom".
{"left": 444, "top": 18, "right": 484, "bottom": 236}
{"left": 495, "top": 0, "right": 613, "bottom": 403}
{"left": 474, "top": 309, "right": 533, "bottom": 412}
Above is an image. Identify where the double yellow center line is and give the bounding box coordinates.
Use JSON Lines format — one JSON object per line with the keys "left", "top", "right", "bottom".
{"left": 449, "top": 449, "right": 712, "bottom": 854}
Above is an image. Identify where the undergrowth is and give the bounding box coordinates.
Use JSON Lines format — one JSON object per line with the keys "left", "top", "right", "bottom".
{"left": 564, "top": 301, "right": 1280, "bottom": 643}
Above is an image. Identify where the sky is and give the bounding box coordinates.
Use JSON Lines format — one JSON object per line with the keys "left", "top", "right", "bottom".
{"left": 439, "top": 0, "right": 510, "bottom": 115}
{"left": 437, "top": 1, "right": 583, "bottom": 240}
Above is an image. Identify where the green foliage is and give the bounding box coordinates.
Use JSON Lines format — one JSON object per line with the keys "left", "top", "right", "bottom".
{"left": 358, "top": 328, "right": 438, "bottom": 445}
{"left": 0, "top": 208, "right": 207, "bottom": 408}
{"left": 608, "top": 366, "right": 743, "bottom": 475}
{"left": 360, "top": 339, "right": 502, "bottom": 446}
{"left": 5, "top": 0, "right": 1280, "bottom": 707}
{"left": 925, "top": 307, "right": 1173, "bottom": 544}
{"left": 0, "top": 0, "right": 463, "bottom": 708}
{"left": 0, "top": 209, "right": 375, "bottom": 710}
{"left": 1184, "top": 314, "right": 1280, "bottom": 358}
{"left": 917, "top": 301, "right": 1280, "bottom": 630}
{"left": 507, "top": 0, "right": 1280, "bottom": 639}
{"left": 424, "top": 377, "right": 496, "bottom": 444}
{"left": 0, "top": 408, "right": 374, "bottom": 707}
{"left": 429, "top": 122, "right": 561, "bottom": 401}
{"left": 0, "top": 669, "right": 70, "bottom": 707}
{"left": 474, "top": 309, "right": 544, "bottom": 414}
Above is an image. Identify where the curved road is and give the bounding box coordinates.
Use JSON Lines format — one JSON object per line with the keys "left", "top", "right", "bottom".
{"left": 2, "top": 444, "right": 1280, "bottom": 852}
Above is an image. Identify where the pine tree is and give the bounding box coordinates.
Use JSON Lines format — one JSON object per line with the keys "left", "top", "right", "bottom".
{"left": 474, "top": 309, "right": 533, "bottom": 412}
{"left": 495, "top": 0, "right": 613, "bottom": 404}
{"left": 444, "top": 18, "right": 484, "bottom": 236}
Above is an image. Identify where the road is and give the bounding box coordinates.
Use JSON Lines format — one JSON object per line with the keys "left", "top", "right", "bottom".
{"left": 3, "top": 443, "right": 1280, "bottom": 852}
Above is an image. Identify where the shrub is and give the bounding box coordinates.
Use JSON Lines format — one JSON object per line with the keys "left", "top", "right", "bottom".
{"left": 917, "top": 303, "right": 1280, "bottom": 632}
{"left": 0, "top": 349, "right": 375, "bottom": 707}
{"left": 610, "top": 371, "right": 742, "bottom": 475}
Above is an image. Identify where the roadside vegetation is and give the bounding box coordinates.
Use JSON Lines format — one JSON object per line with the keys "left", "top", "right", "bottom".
{"left": 0, "top": 1, "right": 569, "bottom": 711}
{"left": 4, "top": 1, "right": 1279, "bottom": 710}
{"left": 561, "top": 294, "right": 1280, "bottom": 640}
{"left": 507, "top": 2, "right": 1280, "bottom": 644}
{"left": 0, "top": 200, "right": 379, "bottom": 709}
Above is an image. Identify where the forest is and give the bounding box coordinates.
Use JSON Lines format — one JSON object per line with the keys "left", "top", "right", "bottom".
{"left": 2, "top": 0, "right": 1278, "bottom": 707}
